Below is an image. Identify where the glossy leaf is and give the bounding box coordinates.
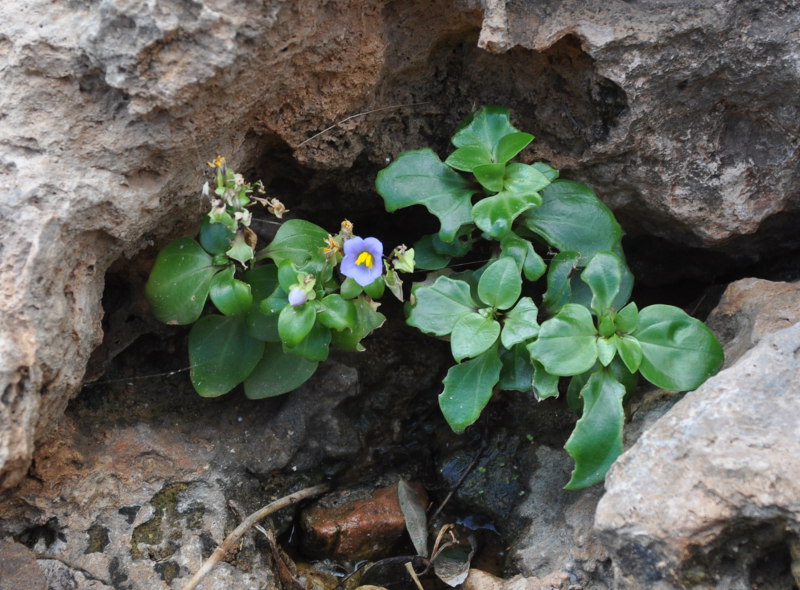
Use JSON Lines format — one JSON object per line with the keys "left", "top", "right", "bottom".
{"left": 284, "top": 321, "right": 332, "bottom": 362}
{"left": 498, "top": 344, "right": 534, "bottom": 391}
{"left": 617, "top": 335, "right": 643, "bottom": 373}
{"left": 495, "top": 132, "right": 535, "bottom": 164}
{"left": 188, "top": 315, "right": 264, "bottom": 397}
{"left": 330, "top": 295, "right": 386, "bottom": 352}
{"left": 439, "top": 347, "right": 502, "bottom": 433}
{"left": 263, "top": 219, "right": 329, "bottom": 267}
{"left": 522, "top": 180, "right": 623, "bottom": 259}
{"left": 243, "top": 265, "right": 281, "bottom": 341}
{"left": 412, "top": 234, "right": 452, "bottom": 270}
{"left": 451, "top": 312, "right": 500, "bottom": 362}
{"left": 278, "top": 302, "right": 317, "bottom": 347}
{"left": 633, "top": 304, "right": 724, "bottom": 391}
{"left": 581, "top": 251, "right": 623, "bottom": 314}
{"left": 472, "top": 189, "right": 540, "bottom": 239}
{"left": 244, "top": 342, "right": 318, "bottom": 399}
{"left": 542, "top": 251, "right": 581, "bottom": 314}
{"left": 532, "top": 359, "right": 560, "bottom": 401}
{"left": 445, "top": 145, "right": 493, "bottom": 172}
{"left": 500, "top": 234, "right": 546, "bottom": 281}
{"left": 376, "top": 148, "right": 478, "bottom": 242}
{"left": 209, "top": 266, "right": 253, "bottom": 316}
{"left": 615, "top": 302, "right": 639, "bottom": 333}
{"left": 451, "top": 106, "right": 525, "bottom": 163}
{"left": 407, "top": 276, "right": 477, "bottom": 336}
{"left": 531, "top": 161, "right": 560, "bottom": 182}
{"left": 226, "top": 231, "right": 255, "bottom": 266}
{"left": 363, "top": 276, "right": 386, "bottom": 299}
{"left": 199, "top": 216, "right": 235, "bottom": 254}
{"left": 145, "top": 238, "right": 218, "bottom": 325}
{"left": 529, "top": 303, "right": 598, "bottom": 376}
{"left": 504, "top": 162, "right": 550, "bottom": 195}
{"left": 473, "top": 163, "right": 506, "bottom": 193}
{"left": 501, "top": 297, "right": 539, "bottom": 349}
{"left": 317, "top": 294, "right": 357, "bottom": 332}
{"left": 477, "top": 257, "right": 521, "bottom": 310}
{"left": 339, "top": 276, "right": 363, "bottom": 299}
{"left": 596, "top": 335, "right": 618, "bottom": 366}
{"left": 564, "top": 369, "right": 626, "bottom": 489}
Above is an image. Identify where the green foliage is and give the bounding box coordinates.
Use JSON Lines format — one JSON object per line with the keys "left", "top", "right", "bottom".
{"left": 147, "top": 108, "right": 725, "bottom": 492}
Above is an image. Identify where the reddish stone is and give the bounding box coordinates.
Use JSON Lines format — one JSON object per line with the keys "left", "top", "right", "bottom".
{"left": 0, "top": 539, "right": 47, "bottom": 590}
{"left": 300, "top": 481, "right": 428, "bottom": 561}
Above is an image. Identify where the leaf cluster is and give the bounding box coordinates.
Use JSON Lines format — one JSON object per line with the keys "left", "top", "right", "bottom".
{"left": 376, "top": 107, "right": 724, "bottom": 488}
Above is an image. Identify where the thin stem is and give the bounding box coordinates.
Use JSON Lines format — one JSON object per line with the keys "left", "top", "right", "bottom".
{"left": 180, "top": 483, "right": 329, "bottom": 590}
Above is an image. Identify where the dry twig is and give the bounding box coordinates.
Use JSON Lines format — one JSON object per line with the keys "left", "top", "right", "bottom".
{"left": 180, "top": 483, "right": 329, "bottom": 590}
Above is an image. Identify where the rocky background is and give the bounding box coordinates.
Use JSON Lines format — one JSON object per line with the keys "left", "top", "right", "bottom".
{"left": 1, "top": 0, "right": 800, "bottom": 588}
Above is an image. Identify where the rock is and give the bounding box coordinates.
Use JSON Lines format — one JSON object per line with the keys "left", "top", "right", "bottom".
{"left": 706, "top": 277, "right": 800, "bottom": 365}
{"left": 0, "top": 538, "right": 47, "bottom": 590}
{"left": 463, "top": 569, "right": 571, "bottom": 590}
{"left": 3, "top": 0, "right": 800, "bottom": 491}
{"left": 508, "top": 446, "right": 611, "bottom": 589}
{"left": 595, "top": 322, "right": 800, "bottom": 589}
{"left": 299, "top": 481, "right": 428, "bottom": 561}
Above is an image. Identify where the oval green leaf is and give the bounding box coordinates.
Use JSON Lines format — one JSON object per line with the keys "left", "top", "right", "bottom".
{"left": 439, "top": 347, "right": 502, "bottom": 433}
{"left": 451, "top": 312, "right": 500, "bottom": 362}
{"left": 188, "top": 315, "right": 265, "bottom": 397}
{"left": 500, "top": 297, "right": 539, "bottom": 349}
{"left": 145, "top": 238, "right": 218, "bottom": 325}
{"left": 263, "top": 219, "right": 329, "bottom": 267}
{"left": 528, "top": 303, "right": 598, "bottom": 376}
{"left": 477, "top": 257, "right": 521, "bottom": 310}
{"left": 581, "top": 251, "right": 623, "bottom": 314}
{"left": 244, "top": 342, "right": 318, "bottom": 399}
{"left": 209, "top": 266, "right": 253, "bottom": 316}
{"left": 407, "top": 276, "right": 477, "bottom": 336}
{"left": 633, "top": 304, "right": 724, "bottom": 391}
{"left": 199, "top": 216, "right": 235, "bottom": 254}
{"left": 278, "top": 303, "right": 317, "bottom": 347}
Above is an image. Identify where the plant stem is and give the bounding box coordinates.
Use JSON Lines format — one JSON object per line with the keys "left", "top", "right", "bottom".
{"left": 180, "top": 483, "right": 329, "bottom": 590}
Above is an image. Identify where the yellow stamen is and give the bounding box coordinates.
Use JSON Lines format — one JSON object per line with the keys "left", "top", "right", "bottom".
{"left": 355, "top": 251, "right": 374, "bottom": 269}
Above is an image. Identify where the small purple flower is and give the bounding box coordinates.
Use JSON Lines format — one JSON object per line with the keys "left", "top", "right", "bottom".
{"left": 341, "top": 236, "right": 383, "bottom": 287}
{"left": 288, "top": 286, "right": 308, "bottom": 307}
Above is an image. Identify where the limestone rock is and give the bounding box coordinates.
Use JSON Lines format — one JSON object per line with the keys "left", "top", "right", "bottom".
{"left": 706, "top": 277, "right": 800, "bottom": 365}
{"left": 595, "top": 322, "right": 800, "bottom": 589}
{"left": 0, "top": 538, "right": 47, "bottom": 590}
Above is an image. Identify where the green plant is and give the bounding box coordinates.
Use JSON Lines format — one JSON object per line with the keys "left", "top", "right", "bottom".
{"left": 146, "top": 156, "right": 412, "bottom": 400}
{"left": 146, "top": 108, "right": 724, "bottom": 489}
{"left": 375, "top": 106, "right": 723, "bottom": 488}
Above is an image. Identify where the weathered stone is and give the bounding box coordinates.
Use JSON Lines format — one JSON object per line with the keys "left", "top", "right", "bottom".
{"left": 3, "top": 0, "right": 800, "bottom": 492}
{"left": 595, "top": 322, "right": 800, "bottom": 589}
{"left": 463, "top": 569, "right": 571, "bottom": 590}
{"left": 0, "top": 538, "right": 47, "bottom": 590}
{"left": 706, "top": 277, "right": 800, "bottom": 365}
{"left": 299, "top": 481, "right": 428, "bottom": 561}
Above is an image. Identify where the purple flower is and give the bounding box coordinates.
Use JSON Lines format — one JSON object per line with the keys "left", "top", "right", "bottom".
{"left": 288, "top": 286, "right": 308, "bottom": 307}
{"left": 341, "top": 236, "right": 383, "bottom": 287}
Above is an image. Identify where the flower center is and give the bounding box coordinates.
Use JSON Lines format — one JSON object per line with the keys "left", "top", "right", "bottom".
{"left": 355, "top": 251, "right": 374, "bottom": 269}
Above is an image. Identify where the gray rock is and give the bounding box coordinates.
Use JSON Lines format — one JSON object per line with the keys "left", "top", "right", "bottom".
{"left": 595, "top": 322, "right": 800, "bottom": 589}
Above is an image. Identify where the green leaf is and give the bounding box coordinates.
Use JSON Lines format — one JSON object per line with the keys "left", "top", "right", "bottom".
{"left": 500, "top": 234, "right": 546, "bottom": 281}
{"left": 500, "top": 297, "right": 539, "bottom": 349}
{"left": 261, "top": 287, "right": 289, "bottom": 315}
{"left": 528, "top": 303, "right": 598, "bottom": 376}
{"left": 243, "top": 265, "right": 281, "bottom": 341}
{"left": 317, "top": 294, "right": 357, "bottom": 332}
{"left": 407, "top": 276, "right": 477, "bottom": 336}
{"left": 209, "top": 266, "right": 253, "bottom": 316}
{"left": 145, "top": 238, "right": 218, "bottom": 325}
{"left": 503, "top": 162, "right": 550, "bottom": 195}
{"left": 451, "top": 312, "right": 500, "bottom": 362}
{"left": 226, "top": 232, "right": 255, "bottom": 266}
{"left": 477, "top": 257, "right": 521, "bottom": 310}
{"left": 376, "top": 148, "right": 478, "bottom": 242}
{"left": 473, "top": 163, "right": 506, "bottom": 193}
{"left": 445, "top": 145, "right": 493, "bottom": 172}
{"left": 412, "top": 235, "right": 452, "bottom": 270}
{"left": 564, "top": 369, "right": 626, "bottom": 489}
{"left": 532, "top": 359, "right": 560, "bottom": 401}
{"left": 278, "top": 303, "right": 317, "bottom": 347}
{"left": 498, "top": 344, "right": 534, "bottom": 391}
{"left": 532, "top": 161, "right": 560, "bottom": 182}
{"left": 581, "top": 251, "right": 623, "bottom": 314}
{"left": 495, "top": 132, "right": 535, "bottom": 164}
{"left": 339, "top": 276, "right": 363, "bottom": 299}
{"left": 263, "top": 219, "right": 329, "bottom": 267}
{"left": 451, "top": 106, "right": 525, "bottom": 164}
{"left": 523, "top": 180, "right": 623, "bottom": 259}
{"left": 284, "top": 321, "right": 332, "bottom": 362}
{"left": 363, "top": 276, "right": 385, "bottom": 299}
{"left": 542, "top": 251, "right": 581, "bottom": 314}
{"left": 188, "top": 315, "right": 265, "bottom": 397}
{"left": 615, "top": 302, "right": 639, "bottom": 333}
{"left": 567, "top": 358, "right": 638, "bottom": 414}
{"left": 430, "top": 231, "right": 473, "bottom": 257}
{"left": 439, "top": 347, "right": 502, "bottom": 433}
{"left": 617, "top": 335, "right": 643, "bottom": 373}
{"left": 244, "top": 342, "right": 318, "bottom": 399}
{"left": 277, "top": 260, "right": 300, "bottom": 292}
{"left": 633, "top": 304, "right": 724, "bottom": 391}
{"left": 472, "top": 190, "right": 540, "bottom": 239}
{"left": 330, "top": 296, "right": 386, "bottom": 352}
{"left": 596, "top": 335, "right": 618, "bottom": 366}
{"left": 199, "top": 216, "right": 235, "bottom": 254}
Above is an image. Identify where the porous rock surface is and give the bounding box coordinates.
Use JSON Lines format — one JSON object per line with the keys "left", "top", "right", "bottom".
{"left": 3, "top": 0, "right": 800, "bottom": 493}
